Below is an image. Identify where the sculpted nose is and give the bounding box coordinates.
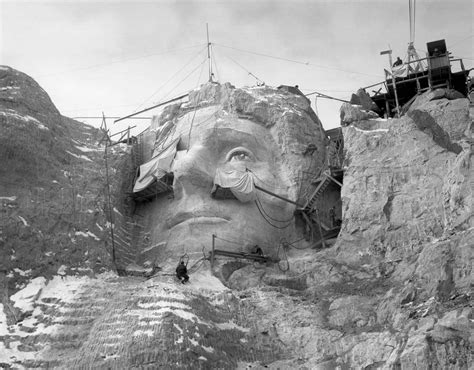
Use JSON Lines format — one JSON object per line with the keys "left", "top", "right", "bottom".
{"left": 172, "top": 145, "right": 214, "bottom": 200}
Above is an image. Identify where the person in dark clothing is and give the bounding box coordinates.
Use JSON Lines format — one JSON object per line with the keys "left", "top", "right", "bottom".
{"left": 252, "top": 245, "right": 263, "bottom": 256}
{"left": 393, "top": 57, "right": 403, "bottom": 67}
{"left": 176, "top": 261, "right": 189, "bottom": 284}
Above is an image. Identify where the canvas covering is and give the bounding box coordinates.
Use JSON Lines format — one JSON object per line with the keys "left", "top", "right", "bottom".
{"left": 212, "top": 168, "right": 256, "bottom": 203}
{"left": 133, "top": 138, "right": 179, "bottom": 193}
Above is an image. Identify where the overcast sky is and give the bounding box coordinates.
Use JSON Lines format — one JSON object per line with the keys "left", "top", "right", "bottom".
{"left": 0, "top": 0, "right": 472, "bottom": 133}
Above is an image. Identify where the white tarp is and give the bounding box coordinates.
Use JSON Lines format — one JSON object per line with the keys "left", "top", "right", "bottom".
{"left": 385, "top": 66, "right": 409, "bottom": 79}
{"left": 212, "top": 168, "right": 256, "bottom": 203}
{"left": 133, "top": 138, "right": 179, "bottom": 193}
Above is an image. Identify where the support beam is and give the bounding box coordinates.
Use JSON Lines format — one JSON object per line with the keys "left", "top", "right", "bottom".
{"left": 114, "top": 93, "right": 188, "bottom": 123}
{"left": 254, "top": 184, "right": 302, "bottom": 207}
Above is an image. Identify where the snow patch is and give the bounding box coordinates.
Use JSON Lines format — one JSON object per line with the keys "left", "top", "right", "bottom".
{"left": 0, "top": 109, "right": 49, "bottom": 130}
{"left": 57, "top": 265, "right": 67, "bottom": 275}
{"left": 215, "top": 320, "right": 249, "bottom": 333}
{"left": 10, "top": 277, "right": 46, "bottom": 313}
{"left": 75, "top": 145, "right": 101, "bottom": 153}
{"left": 137, "top": 301, "right": 189, "bottom": 310}
{"left": 87, "top": 231, "right": 100, "bottom": 240}
{"left": 13, "top": 268, "right": 31, "bottom": 276}
{"left": 353, "top": 127, "right": 389, "bottom": 134}
{"left": 66, "top": 150, "right": 92, "bottom": 162}
{"left": 18, "top": 216, "right": 28, "bottom": 226}
{"left": 96, "top": 223, "right": 104, "bottom": 231}
{"left": 133, "top": 329, "right": 154, "bottom": 337}
{"left": 0, "top": 196, "right": 17, "bottom": 201}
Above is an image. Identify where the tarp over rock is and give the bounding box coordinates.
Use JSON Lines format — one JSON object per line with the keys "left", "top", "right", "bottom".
{"left": 133, "top": 138, "right": 179, "bottom": 193}
{"left": 212, "top": 168, "right": 256, "bottom": 203}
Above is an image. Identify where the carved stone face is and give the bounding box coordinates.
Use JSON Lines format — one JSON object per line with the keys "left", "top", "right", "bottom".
{"left": 139, "top": 83, "right": 326, "bottom": 266}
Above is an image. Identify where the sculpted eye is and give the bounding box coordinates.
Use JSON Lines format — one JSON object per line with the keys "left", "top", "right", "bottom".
{"left": 226, "top": 147, "right": 254, "bottom": 162}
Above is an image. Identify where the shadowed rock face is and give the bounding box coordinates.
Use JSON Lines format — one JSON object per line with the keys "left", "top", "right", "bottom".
{"left": 138, "top": 83, "right": 326, "bottom": 266}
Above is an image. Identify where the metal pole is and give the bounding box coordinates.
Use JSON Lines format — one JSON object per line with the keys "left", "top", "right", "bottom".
{"left": 207, "top": 23, "right": 212, "bottom": 82}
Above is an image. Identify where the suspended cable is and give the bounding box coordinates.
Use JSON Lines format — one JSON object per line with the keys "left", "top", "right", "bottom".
{"left": 255, "top": 195, "right": 294, "bottom": 223}
{"left": 304, "top": 90, "right": 351, "bottom": 103}
{"left": 211, "top": 45, "right": 220, "bottom": 82}
{"left": 214, "top": 43, "right": 382, "bottom": 78}
{"left": 159, "top": 56, "right": 208, "bottom": 102}
{"left": 37, "top": 44, "right": 205, "bottom": 78}
{"left": 221, "top": 53, "right": 265, "bottom": 85}
{"left": 187, "top": 55, "right": 207, "bottom": 152}
{"left": 254, "top": 200, "right": 292, "bottom": 229}
{"left": 449, "top": 35, "right": 474, "bottom": 48}
{"left": 133, "top": 45, "right": 208, "bottom": 112}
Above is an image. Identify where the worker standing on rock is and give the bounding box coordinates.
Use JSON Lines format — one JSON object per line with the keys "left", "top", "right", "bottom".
{"left": 176, "top": 261, "right": 189, "bottom": 284}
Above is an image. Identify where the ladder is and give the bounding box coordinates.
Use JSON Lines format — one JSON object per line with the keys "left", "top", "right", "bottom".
{"left": 303, "top": 172, "right": 331, "bottom": 211}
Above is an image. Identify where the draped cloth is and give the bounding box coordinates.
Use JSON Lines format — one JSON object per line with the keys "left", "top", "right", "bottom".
{"left": 385, "top": 66, "right": 409, "bottom": 79}
{"left": 133, "top": 138, "right": 179, "bottom": 193}
{"left": 212, "top": 168, "right": 256, "bottom": 203}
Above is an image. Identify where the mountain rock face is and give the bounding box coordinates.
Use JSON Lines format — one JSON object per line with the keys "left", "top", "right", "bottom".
{"left": 0, "top": 69, "right": 472, "bottom": 369}
{"left": 336, "top": 90, "right": 472, "bottom": 367}
{"left": 0, "top": 66, "right": 113, "bottom": 321}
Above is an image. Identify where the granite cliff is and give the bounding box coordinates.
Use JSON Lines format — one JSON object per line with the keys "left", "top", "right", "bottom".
{"left": 0, "top": 68, "right": 472, "bottom": 368}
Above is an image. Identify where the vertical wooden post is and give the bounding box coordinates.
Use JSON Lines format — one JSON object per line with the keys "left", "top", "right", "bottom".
{"left": 211, "top": 234, "right": 216, "bottom": 269}
{"left": 381, "top": 49, "right": 401, "bottom": 118}
{"left": 103, "top": 112, "right": 116, "bottom": 268}
{"left": 314, "top": 208, "right": 326, "bottom": 249}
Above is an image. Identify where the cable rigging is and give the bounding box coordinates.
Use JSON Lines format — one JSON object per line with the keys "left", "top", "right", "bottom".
{"left": 132, "top": 45, "right": 208, "bottom": 112}
{"left": 37, "top": 44, "right": 205, "bottom": 78}
{"left": 221, "top": 53, "right": 265, "bottom": 86}
{"left": 214, "top": 42, "right": 383, "bottom": 78}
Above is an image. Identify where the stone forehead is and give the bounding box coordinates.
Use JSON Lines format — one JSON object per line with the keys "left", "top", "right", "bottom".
{"left": 155, "top": 82, "right": 317, "bottom": 130}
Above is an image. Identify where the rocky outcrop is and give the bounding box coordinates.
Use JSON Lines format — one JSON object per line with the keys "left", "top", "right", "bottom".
{"left": 333, "top": 88, "right": 472, "bottom": 367}
{"left": 0, "top": 66, "right": 114, "bottom": 312}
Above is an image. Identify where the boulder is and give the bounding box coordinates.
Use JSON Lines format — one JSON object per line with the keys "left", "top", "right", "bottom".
{"left": 349, "top": 88, "right": 380, "bottom": 113}
{"left": 340, "top": 103, "right": 379, "bottom": 126}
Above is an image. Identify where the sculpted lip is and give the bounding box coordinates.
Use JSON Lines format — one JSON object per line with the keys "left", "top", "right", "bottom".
{"left": 168, "top": 211, "right": 231, "bottom": 229}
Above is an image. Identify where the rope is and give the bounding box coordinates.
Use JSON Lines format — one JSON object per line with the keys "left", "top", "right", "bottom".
{"left": 255, "top": 195, "right": 294, "bottom": 223}
{"left": 221, "top": 53, "right": 265, "bottom": 85}
{"left": 254, "top": 200, "right": 292, "bottom": 229}
{"left": 281, "top": 236, "right": 311, "bottom": 250}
